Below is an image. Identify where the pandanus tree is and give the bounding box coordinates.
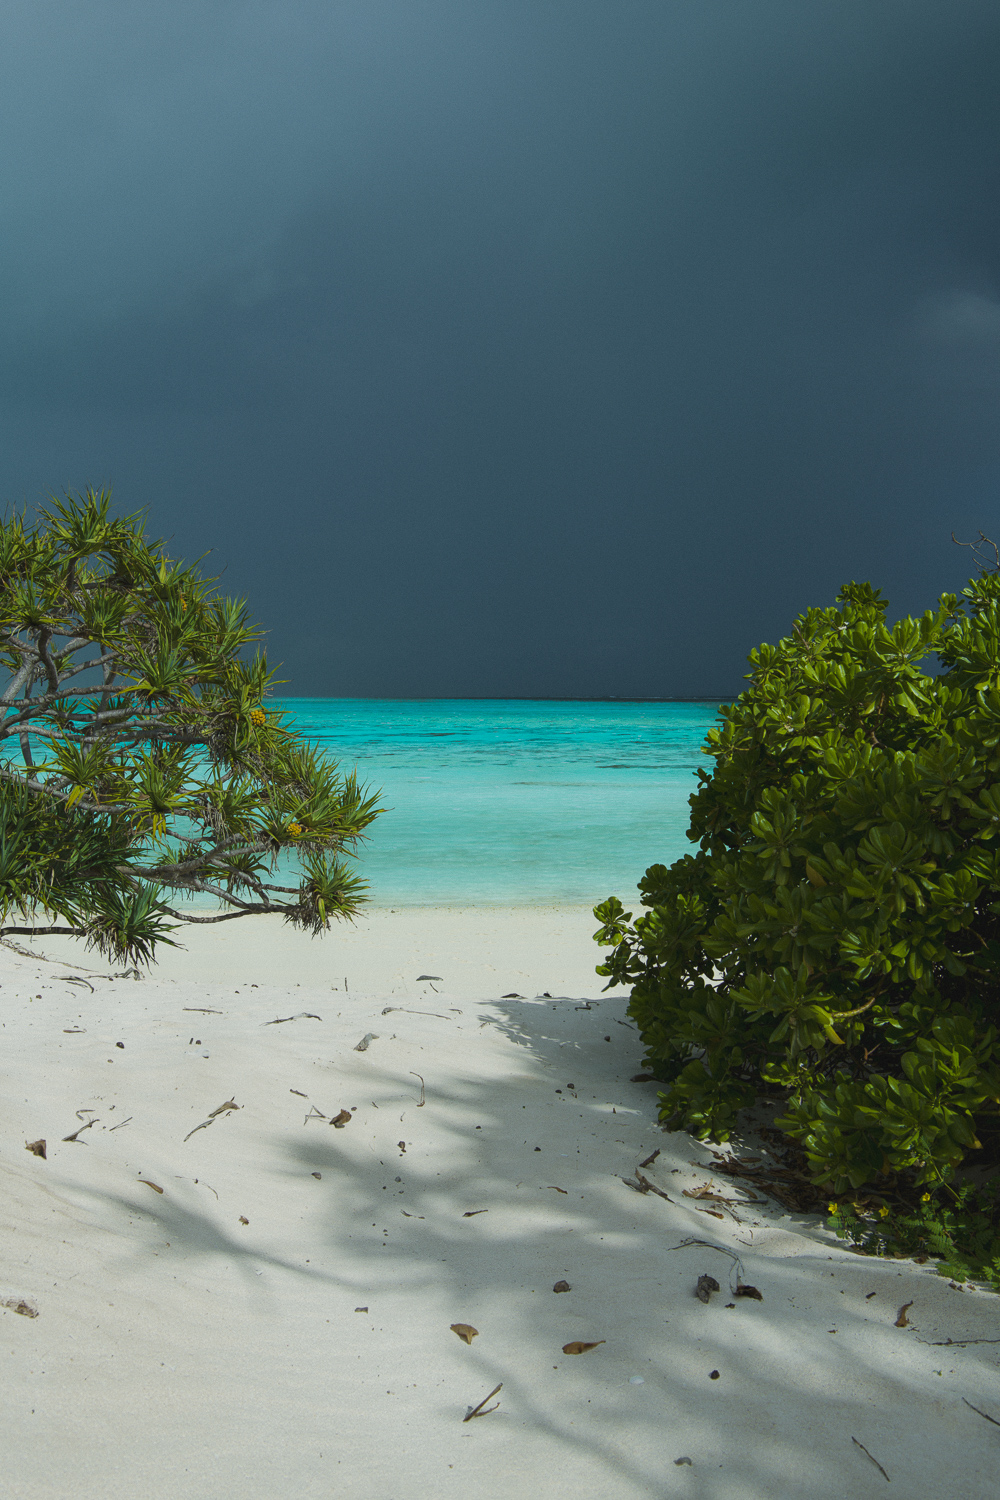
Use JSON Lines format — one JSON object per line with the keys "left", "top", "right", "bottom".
{"left": 0, "top": 489, "right": 380, "bottom": 964}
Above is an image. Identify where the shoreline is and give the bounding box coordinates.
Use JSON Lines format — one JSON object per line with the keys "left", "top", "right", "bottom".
{"left": 7, "top": 902, "right": 605, "bottom": 993}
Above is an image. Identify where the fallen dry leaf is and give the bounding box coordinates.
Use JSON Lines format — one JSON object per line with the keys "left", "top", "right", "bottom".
{"left": 462, "top": 1209, "right": 488, "bottom": 1217}
{"left": 24, "top": 1139, "right": 46, "bottom": 1159}
{"left": 553, "top": 1280, "right": 571, "bottom": 1293}
{"left": 451, "top": 1323, "right": 479, "bottom": 1345}
{"left": 331, "top": 1110, "right": 351, "bottom": 1128}
{"left": 239, "top": 1216, "right": 249, "bottom": 1225}
{"left": 735, "top": 1284, "right": 763, "bottom": 1301}
{"left": 895, "top": 1301, "right": 913, "bottom": 1328}
{"left": 562, "top": 1341, "right": 605, "bottom": 1355}
{"left": 138, "top": 1179, "right": 164, "bottom": 1194}
{"left": 1, "top": 1296, "right": 37, "bottom": 1318}
{"left": 208, "top": 1098, "right": 238, "bottom": 1118}
{"left": 683, "top": 1185, "right": 735, "bottom": 1204}
{"left": 545, "top": 1185, "right": 567, "bottom": 1194}
{"left": 698, "top": 1209, "right": 725, "bottom": 1219}
{"left": 695, "top": 1274, "right": 720, "bottom": 1304}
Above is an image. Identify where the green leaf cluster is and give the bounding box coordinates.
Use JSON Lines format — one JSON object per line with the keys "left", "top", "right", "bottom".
{"left": 828, "top": 1184, "right": 1000, "bottom": 1292}
{"left": 0, "top": 490, "right": 381, "bottom": 963}
{"left": 594, "top": 576, "right": 1000, "bottom": 1201}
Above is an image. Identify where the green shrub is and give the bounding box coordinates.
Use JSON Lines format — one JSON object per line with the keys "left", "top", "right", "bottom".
{"left": 827, "top": 1184, "right": 1000, "bottom": 1291}
{"left": 594, "top": 574, "right": 1000, "bottom": 1216}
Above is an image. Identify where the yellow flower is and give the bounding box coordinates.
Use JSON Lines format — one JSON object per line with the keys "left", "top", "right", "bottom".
{"left": 879, "top": 1205, "right": 889, "bottom": 1218}
{"left": 250, "top": 708, "right": 265, "bottom": 726}
{"left": 827, "top": 1202, "right": 838, "bottom": 1215}
{"left": 287, "top": 822, "right": 302, "bottom": 836}
{"left": 921, "top": 1193, "right": 932, "bottom": 1203}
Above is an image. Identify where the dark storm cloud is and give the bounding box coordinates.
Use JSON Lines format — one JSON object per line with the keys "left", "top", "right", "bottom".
{"left": 2, "top": 1, "right": 999, "bottom": 695}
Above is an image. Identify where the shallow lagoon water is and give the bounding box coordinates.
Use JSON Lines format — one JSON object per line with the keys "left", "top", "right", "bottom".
{"left": 280, "top": 699, "right": 721, "bottom": 906}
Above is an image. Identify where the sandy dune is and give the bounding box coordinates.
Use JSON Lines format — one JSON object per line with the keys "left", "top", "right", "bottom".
{"left": 2, "top": 908, "right": 999, "bottom": 1499}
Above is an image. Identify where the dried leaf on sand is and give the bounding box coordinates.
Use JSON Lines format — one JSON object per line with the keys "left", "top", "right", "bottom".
{"left": 562, "top": 1340, "right": 605, "bottom": 1355}
{"left": 451, "top": 1323, "right": 479, "bottom": 1344}
{"left": 1, "top": 1296, "right": 38, "bottom": 1318}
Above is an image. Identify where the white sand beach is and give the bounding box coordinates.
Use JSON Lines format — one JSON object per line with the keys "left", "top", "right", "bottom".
{"left": 3, "top": 906, "right": 999, "bottom": 1499}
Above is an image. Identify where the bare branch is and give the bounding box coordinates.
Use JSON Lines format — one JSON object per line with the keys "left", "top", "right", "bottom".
{"left": 952, "top": 530, "right": 1000, "bottom": 575}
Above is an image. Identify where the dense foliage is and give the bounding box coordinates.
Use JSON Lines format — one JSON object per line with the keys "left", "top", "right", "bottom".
{"left": 594, "top": 575, "right": 1000, "bottom": 1217}
{"left": 0, "top": 490, "right": 380, "bottom": 963}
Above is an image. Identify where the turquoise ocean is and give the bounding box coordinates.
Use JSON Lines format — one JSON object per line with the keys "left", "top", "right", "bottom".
{"left": 280, "top": 699, "right": 721, "bottom": 907}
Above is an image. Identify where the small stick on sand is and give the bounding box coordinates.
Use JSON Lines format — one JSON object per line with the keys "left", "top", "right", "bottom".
{"left": 463, "top": 1383, "right": 502, "bottom": 1422}
{"left": 410, "top": 1072, "right": 425, "bottom": 1106}
{"left": 636, "top": 1170, "right": 673, "bottom": 1201}
{"left": 963, "top": 1397, "right": 1000, "bottom": 1428}
{"left": 851, "top": 1437, "right": 889, "bottom": 1482}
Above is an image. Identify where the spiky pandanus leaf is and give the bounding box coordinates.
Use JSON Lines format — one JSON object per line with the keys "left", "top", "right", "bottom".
{"left": 0, "top": 489, "right": 381, "bottom": 964}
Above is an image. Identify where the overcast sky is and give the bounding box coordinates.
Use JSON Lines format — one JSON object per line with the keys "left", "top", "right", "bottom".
{"left": 2, "top": 1, "right": 999, "bottom": 696}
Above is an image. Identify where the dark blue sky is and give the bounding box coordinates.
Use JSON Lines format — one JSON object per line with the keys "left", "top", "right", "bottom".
{"left": 2, "top": 2, "right": 999, "bottom": 696}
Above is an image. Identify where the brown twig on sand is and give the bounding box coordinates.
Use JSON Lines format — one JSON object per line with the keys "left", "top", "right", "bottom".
{"left": 929, "top": 1344, "right": 1000, "bottom": 1356}
{"left": 639, "top": 1149, "right": 661, "bottom": 1169}
{"left": 383, "top": 1007, "right": 451, "bottom": 1020}
{"left": 636, "top": 1170, "right": 673, "bottom": 1201}
{"left": 851, "top": 1437, "right": 889, "bottom": 1482}
{"left": 963, "top": 1397, "right": 1000, "bottom": 1428}
{"left": 184, "top": 1099, "right": 239, "bottom": 1141}
{"left": 463, "top": 1383, "right": 502, "bottom": 1421}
